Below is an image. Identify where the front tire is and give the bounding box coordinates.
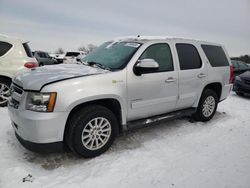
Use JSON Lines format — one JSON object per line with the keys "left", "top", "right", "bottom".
{"left": 194, "top": 89, "right": 218, "bottom": 122}
{"left": 0, "top": 78, "right": 11, "bottom": 107}
{"left": 65, "top": 105, "right": 118, "bottom": 158}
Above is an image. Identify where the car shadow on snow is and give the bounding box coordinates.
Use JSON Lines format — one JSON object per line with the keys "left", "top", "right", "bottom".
{"left": 21, "top": 110, "right": 229, "bottom": 171}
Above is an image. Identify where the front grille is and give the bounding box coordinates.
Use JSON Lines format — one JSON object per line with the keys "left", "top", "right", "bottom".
{"left": 12, "top": 84, "right": 23, "bottom": 95}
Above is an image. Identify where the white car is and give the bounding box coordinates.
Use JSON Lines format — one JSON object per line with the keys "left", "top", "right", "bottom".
{"left": 0, "top": 34, "right": 38, "bottom": 107}
{"left": 63, "top": 51, "right": 86, "bottom": 64}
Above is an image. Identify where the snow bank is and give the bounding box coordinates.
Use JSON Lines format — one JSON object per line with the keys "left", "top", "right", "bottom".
{"left": 0, "top": 93, "right": 250, "bottom": 188}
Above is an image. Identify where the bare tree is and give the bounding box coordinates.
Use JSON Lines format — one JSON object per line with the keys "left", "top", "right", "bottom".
{"left": 87, "top": 44, "right": 97, "bottom": 53}
{"left": 55, "top": 48, "right": 64, "bottom": 54}
{"left": 78, "top": 46, "right": 88, "bottom": 53}
{"left": 78, "top": 44, "right": 97, "bottom": 54}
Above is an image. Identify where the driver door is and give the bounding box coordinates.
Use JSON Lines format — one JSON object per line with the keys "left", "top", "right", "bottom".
{"left": 127, "top": 42, "right": 178, "bottom": 121}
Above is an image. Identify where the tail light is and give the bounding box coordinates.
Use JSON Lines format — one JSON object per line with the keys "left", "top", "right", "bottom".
{"left": 229, "top": 65, "right": 233, "bottom": 84}
{"left": 24, "top": 62, "right": 38, "bottom": 69}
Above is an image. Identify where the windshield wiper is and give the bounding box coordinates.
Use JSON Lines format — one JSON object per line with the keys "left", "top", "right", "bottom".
{"left": 87, "top": 61, "right": 111, "bottom": 71}
{"left": 77, "top": 59, "right": 111, "bottom": 71}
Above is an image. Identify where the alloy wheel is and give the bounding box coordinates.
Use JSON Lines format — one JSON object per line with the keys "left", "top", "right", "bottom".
{"left": 202, "top": 96, "right": 215, "bottom": 117}
{"left": 0, "top": 83, "right": 10, "bottom": 105}
{"left": 81, "top": 117, "right": 112, "bottom": 151}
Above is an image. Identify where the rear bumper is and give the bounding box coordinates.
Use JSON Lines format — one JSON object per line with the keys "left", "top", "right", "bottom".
{"left": 233, "top": 80, "right": 250, "bottom": 94}
{"left": 15, "top": 132, "right": 64, "bottom": 153}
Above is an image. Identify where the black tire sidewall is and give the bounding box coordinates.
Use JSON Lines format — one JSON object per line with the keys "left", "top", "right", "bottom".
{"left": 196, "top": 89, "right": 218, "bottom": 122}
{"left": 71, "top": 106, "right": 118, "bottom": 158}
{"left": 236, "top": 92, "right": 244, "bottom": 96}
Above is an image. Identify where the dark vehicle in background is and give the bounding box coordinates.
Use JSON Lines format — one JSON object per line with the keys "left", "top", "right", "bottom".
{"left": 233, "top": 71, "right": 250, "bottom": 96}
{"left": 231, "top": 60, "right": 250, "bottom": 82}
{"left": 33, "top": 51, "right": 57, "bottom": 66}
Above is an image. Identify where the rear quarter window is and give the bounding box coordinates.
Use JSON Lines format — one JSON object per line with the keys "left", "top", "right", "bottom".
{"left": 23, "top": 43, "right": 33, "bottom": 57}
{"left": 66, "top": 52, "right": 80, "bottom": 57}
{"left": 201, "top": 45, "right": 229, "bottom": 67}
{"left": 0, "top": 41, "right": 13, "bottom": 57}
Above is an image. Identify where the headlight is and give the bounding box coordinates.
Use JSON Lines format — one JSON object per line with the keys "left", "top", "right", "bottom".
{"left": 235, "top": 76, "right": 242, "bottom": 82}
{"left": 26, "top": 92, "right": 57, "bottom": 112}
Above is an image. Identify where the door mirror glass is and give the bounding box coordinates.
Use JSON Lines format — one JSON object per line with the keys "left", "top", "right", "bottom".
{"left": 134, "top": 59, "right": 159, "bottom": 75}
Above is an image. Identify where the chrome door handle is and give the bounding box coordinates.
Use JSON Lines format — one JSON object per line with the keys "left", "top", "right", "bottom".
{"left": 197, "top": 73, "right": 206, "bottom": 78}
{"left": 165, "top": 77, "right": 176, "bottom": 83}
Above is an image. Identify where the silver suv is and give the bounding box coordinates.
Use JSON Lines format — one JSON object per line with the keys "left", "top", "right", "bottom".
{"left": 8, "top": 36, "right": 233, "bottom": 157}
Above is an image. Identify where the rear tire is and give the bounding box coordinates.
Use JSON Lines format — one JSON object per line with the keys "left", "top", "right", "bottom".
{"left": 65, "top": 105, "right": 118, "bottom": 158}
{"left": 194, "top": 89, "right": 218, "bottom": 122}
{"left": 0, "top": 78, "right": 11, "bottom": 107}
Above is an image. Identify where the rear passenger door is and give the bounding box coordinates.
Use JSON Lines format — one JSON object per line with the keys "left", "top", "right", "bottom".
{"left": 174, "top": 42, "right": 207, "bottom": 109}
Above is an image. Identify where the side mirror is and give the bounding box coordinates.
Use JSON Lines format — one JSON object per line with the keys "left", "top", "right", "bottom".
{"left": 134, "top": 59, "right": 159, "bottom": 76}
{"left": 76, "top": 57, "right": 81, "bottom": 62}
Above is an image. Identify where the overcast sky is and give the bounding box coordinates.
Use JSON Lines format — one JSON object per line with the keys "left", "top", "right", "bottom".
{"left": 0, "top": 0, "right": 249, "bottom": 56}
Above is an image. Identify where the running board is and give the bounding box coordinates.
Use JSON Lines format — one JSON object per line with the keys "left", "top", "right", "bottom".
{"left": 126, "top": 108, "right": 196, "bottom": 130}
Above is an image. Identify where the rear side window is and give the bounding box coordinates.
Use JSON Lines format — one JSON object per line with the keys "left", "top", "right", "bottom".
{"left": 23, "top": 43, "right": 33, "bottom": 57}
{"left": 66, "top": 52, "right": 80, "bottom": 57}
{"left": 176, "top": 43, "right": 202, "bottom": 70}
{"left": 201, "top": 45, "right": 229, "bottom": 67}
{"left": 0, "top": 41, "right": 13, "bottom": 57}
{"left": 139, "top": 43, "right": 174, "bottom": 72}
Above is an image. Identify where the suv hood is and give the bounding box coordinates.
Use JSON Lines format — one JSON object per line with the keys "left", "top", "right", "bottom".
{"left": 239, "top": 71, "right": 250, "bottom": 81}
{"left": 13, "top": 64, "right": 107, "bottom": 91}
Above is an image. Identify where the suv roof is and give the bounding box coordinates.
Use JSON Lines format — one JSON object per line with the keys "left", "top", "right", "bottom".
{"left": 112, "top": 36, "right": 221, "bottom": 46}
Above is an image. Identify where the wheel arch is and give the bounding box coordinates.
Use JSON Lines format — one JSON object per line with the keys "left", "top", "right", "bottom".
{"left": 193, "top": 82, "right": 222, "bottom": 108}
{"left": 64, "top": 98, "right": 124, "bottom": 141}
{"left": 203, "top": 82, "right": 222, "bottom": 100}
{"left": 0, "top": 75, "right": 12, "bottom": 83}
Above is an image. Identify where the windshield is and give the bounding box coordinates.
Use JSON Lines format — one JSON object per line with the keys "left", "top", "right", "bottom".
{"left": 82, "top": 41, "right": 141, "bottom": 70}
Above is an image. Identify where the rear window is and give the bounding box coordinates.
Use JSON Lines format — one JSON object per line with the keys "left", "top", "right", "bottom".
{"left": 0, "top": 41, "right": 13, "bottom": 57}
{"left": 176, "top": 43, "right": 202, "bottom": 70}
{"left": 65, "top": 52, "right": 80, "bottom": 57}
{"left": 201, "top": 45, "right": 229, "bottom": 67}
{"left": 23, "top": 43, "right": 33, "bottom": 57}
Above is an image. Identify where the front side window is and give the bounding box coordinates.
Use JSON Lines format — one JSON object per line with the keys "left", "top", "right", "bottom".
{"left": 0, "top": 41, "right": 13, "bottom": 57}
{"left": 66, "top": 52, "right": 80, "bottom": 57}
{"left": 238, "top": 62, "right": 248, "bottom": 69}
{"left": 176, "top": 43, "right": 202, "bottom": 70}
{"left": 38, "top": 52, "right": 44, "bottom": 58}
{"left": 82, "top": 41, "right": 141, "bottom": 70}
{"left": 138, "top": 43, "right": 174, "bottom": 72}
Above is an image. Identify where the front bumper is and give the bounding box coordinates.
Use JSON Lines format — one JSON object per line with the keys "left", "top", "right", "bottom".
{"left": 233, "top": 80, "right": 250, "bottom": 94}
{"left": 8, "top": 105, "right": 69, "bottom": 152}
{"left": 15, "top": 132, "right": 64, "bottom": 153}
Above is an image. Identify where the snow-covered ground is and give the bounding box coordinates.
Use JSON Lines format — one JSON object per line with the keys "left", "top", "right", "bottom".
{"left": 0, "top": 93, "right": 250, "bottom": 188}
